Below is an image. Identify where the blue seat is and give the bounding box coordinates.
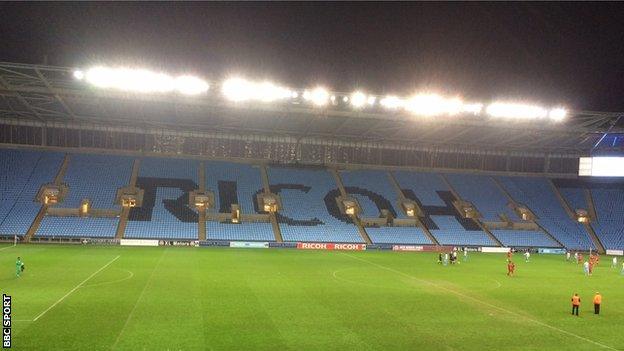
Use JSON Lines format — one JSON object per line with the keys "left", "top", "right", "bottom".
{"left": 0, "top": 150, "right": 64, "bottom": 236}
{"left": 498, "top": 177, "right": 593, "bottom": 250}
{"left": 268, "top": 167, "right": 363, "bottom": 243}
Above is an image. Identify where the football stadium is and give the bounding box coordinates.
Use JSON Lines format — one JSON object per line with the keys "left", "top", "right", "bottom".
{"left": 2, "top": 3, "right": 624, "bottom": 350}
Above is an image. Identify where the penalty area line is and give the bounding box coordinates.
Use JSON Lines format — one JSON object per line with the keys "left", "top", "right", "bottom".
{"left": 341, "top": 253, "right": 619, "bottom": 351}
{"left": 32, "top": 255, "right": 120, "bottom": 322}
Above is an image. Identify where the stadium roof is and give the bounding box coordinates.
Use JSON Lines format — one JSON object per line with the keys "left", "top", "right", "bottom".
{"left": 0, "top": 62, "right": 622, "bottom": 154}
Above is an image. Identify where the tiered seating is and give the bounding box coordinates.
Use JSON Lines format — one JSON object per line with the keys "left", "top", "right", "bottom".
{"left": 3, "top": 147, "right": 623, "bottom": 248}
{"left": 498, "top": 177, "right": 593, "bottom": 249}
{"left": 446, "top": 174, "right": 518, "bottom": 221}
{"left": 0, "top": 150, "right": 63, "bottom": 236}
{"left": 340, "top": 170, "right": 402, "bottom": 218}
{"left": 393, "top": 171, "right": 491, "bottom": 245}
{"left": 204, "top": 161, "right": 273, "bottom": 241}
{"left": 429, "top": 215, "right": 495, "bottom": 246}
{"left": 37, "top": 217, "right": 119, "bottom": 238}
{"left": 206, "top": 222, "right": 274, "bottom": 241}
{"left": 341, "top": 170, "right": 431, "bottom": 244}
{"left": 491, "top": 229, "right": 559, "bottom": 247}
{"left": 393, "top": 171, "right": 447, "bottom": 206}
{"left": 591, "top": 187, "right": 624, "bottom": 250}
{"left": 37, "top": 154, "right": 133, "bottom": 237}
{"left": 365, "top": 226, "right": 432, "bottom": 244}
{"left": 268, "top": 167, "right": 363, "bottom": 243}
{"left": 559, "top": 187, "right": 587, "bottom": 211}
{"left": 125, "top": 157, "right": 199, "bottom": 239}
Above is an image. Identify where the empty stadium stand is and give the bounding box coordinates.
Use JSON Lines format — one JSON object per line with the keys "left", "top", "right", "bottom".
{"left": 393, "top": 171, "right": 495, "bottom": 246}
{"left": 559, "top": 187, "right": 588, "bottom": 212}
{"left": 340, "top": 169, "right": 431, "bottom": 244}
{"left": 498, "top": 176, "right": 594, "bottom": 250}
{"left": 0, "top": 150, "right": 64, "bottom": 236}
{"left": 591, "top": 186, "right": 624, "bottom": 250}
{"left": 268, "top": 167, "right": 363, "bottom": 243}
{"left": 37, "top": 154, "right": 133, "bottom": 237}
{"left": 490, "top": 229, "right": 559, "bottom": 247}
{"left": 2, "top": 146, "right": 623, "bottom": 249}
{"left": 126, "top": 157, "right": 199, "bottom": 239}
{"left": 445, "top": 174, "right": 518, "bottom": 222}
{"left": 204, "top": 161, "right": 274, "bottom": 241}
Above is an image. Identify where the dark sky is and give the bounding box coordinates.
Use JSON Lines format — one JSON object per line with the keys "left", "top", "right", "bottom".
{"left": 1, "top": 2, "right": 624, "bottom": 111}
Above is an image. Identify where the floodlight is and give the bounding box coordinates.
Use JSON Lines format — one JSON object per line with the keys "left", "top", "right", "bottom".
{"left": 367, "top": 96, "right": 376, "bottom": 105}
{"left": 404, "top": 94, "right": 463, "bottom": 116}
{"left": 78, "top": 66, "right": 208, "bottom": 95}
{"left": 222, "top": 78, "right": 291, "bottom": 102}
{"left": 486, "top": 102, "right": 548, "bottom": 119}
{"left": 380, "top": 95, "right": 404, "bottom": 109}
{"left": 350, "top": 91, "right": 367, "bottom": 108}
{"left": 175, "top": 76, "right": 209, "bottom": 95}
{"left": 549, "top": 108, "right": 567, "bottom": 122}
{"left": 222, "top": 78, "right": 251, "bottom": 102}
{"left": 304, "top": 87, "right": 330, "bottom": 106}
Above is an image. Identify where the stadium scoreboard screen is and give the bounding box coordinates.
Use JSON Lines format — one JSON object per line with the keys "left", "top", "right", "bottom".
{"left": 579, "top": 157, "right": 624, "bottom": 177}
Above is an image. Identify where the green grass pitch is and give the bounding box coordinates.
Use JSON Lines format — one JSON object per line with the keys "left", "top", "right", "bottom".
{"left": 1, "top": 244, "right": 623, "bottom": 350}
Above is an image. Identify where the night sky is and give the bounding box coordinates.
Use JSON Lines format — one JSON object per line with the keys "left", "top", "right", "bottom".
{"left": 1, "top": 2, "right": 624, "bottom": 112}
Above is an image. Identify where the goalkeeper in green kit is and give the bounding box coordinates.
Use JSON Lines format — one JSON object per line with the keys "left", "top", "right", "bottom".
{"left": 16, "top": 256, "right": 24, "bottom": 277}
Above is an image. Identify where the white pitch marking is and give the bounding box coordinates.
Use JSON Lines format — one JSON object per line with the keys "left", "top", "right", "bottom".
{"left": 112, "top": 250, "right": 165, "bottom": 349}
{"left": 341, "top": 252, "right": 618, "bottom": 351}
{"left": 82, "top": 269, "right": 134, "bottom": 288}
{"left": 32, "top": 255, "right": 120, "bottom": 322}
{"left": 0, "top": 245, "right": 16, "bottom": 252}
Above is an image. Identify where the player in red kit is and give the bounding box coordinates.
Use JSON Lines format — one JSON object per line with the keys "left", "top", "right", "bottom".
{"left": 507, "top": 261, "right": 515, "bottom": 277}
{"left": 507, "top": 249, "right": 513, "bottom": 262}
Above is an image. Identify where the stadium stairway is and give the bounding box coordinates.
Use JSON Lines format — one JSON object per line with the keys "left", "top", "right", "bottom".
{"left": 386, "top": 171, "right": 440, "bottom": 245}
{"left": 261, "top": 164, "right": 283, "bottom": 242}
{"left": 491, "top": 176, "right": 565, "bottom": 248}
{"left": 585, "top": 188, "right": 598, "bottom": 221}
{"left": 25, "top": 154, "right": 70, "bottom": 242}
{"left": 550, "top": 180, "right": 605, "bottom": 253}
{"left": 197, "top": 161, "right": 207, "bottom": 241}
{"left": 116, "top": 158, "right": 141, "bottom": 239}
{"left": 331, "top": 168, "right": 372, "bottom": 244}
{"left": 439, "top": 174, "right": 503, "bottom": 247}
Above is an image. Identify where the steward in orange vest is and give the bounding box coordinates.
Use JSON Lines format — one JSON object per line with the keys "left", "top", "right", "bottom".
{"left": 571, "top": 293, "right": 580, "bottom": 316}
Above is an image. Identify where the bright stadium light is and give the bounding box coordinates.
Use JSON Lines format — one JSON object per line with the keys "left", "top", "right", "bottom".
{"left": 367, "top": 96, "right": 376, "bottom": 106}
{"left": 380, "top": 95, "right": 404, "bottom": 109}
{"left": 77, "top": 66, "right": 209, "bottom": 95}
{"left": 175, "top": 75, "right": 209, "bottom": 95}
{"left": 549, "top": 107, "right": 567, "bottom": 122}
{"left": 222, "top": 78, "right": 250, "bottom": 102}
{"left": 486, "top": 102, "right": 549, "bottom": 119}
{"left": 404, "top": 94, "right": 463, "bottom": 116}
{"left": 222, "top": 78, "right": 292, "bottom": 102}
{"left": 350, "top": 91, "right": 367, "bottom": 108}
{"left": 303, "top": 87, "right": 330, "bottom": 106}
